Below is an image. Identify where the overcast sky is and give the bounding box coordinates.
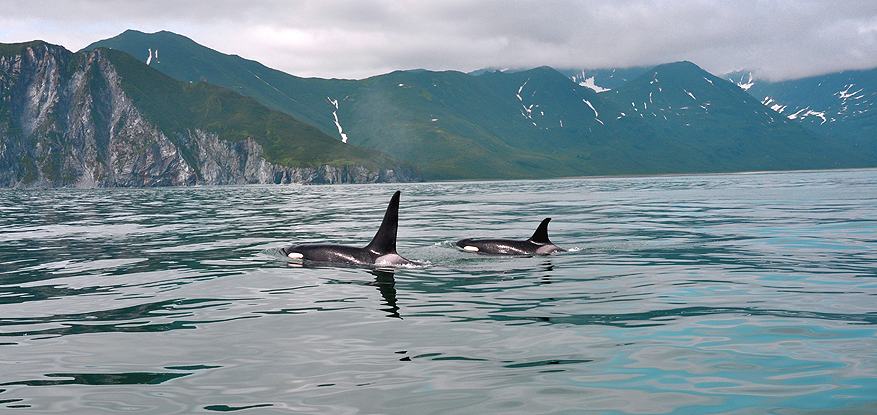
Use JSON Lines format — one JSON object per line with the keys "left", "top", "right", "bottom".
{"left": 2, "top": 0, "right": 877, "bottom": 81}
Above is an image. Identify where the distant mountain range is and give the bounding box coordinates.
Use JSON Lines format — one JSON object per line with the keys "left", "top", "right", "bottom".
{"left": 1, "top": 29, "right": 873, "bottom": 188}
{"left": 573, "top": 65, "right": 876, "bottom": 153}
{"left": 84, "top": 30, "right": 877, "bottom": 180}
{"left": 726, "top": 69, "right": 876, "bottom": 150}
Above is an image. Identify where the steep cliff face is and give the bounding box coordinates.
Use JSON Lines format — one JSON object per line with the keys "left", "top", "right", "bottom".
{"left": 0, "top": 42, "right": 416, "bottom": 188}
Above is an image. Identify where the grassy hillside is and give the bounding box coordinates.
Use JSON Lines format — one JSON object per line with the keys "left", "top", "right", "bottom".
{"left": 337, "top": 69, "right": 576, "bottom": 180}
{"left": 607, "top": 62, "right": 875, "bottom": 171}
{"left": 104, "top": 48, "right": 414, "bottom": 172}
{"left": 86, "top": 31, "right": 877, "bottom": 179}
{"left": 739, "top": 68, "right": 877, "bottom": 152}
{"left": 86, "top": 30, "right": 352, "bottom": 140}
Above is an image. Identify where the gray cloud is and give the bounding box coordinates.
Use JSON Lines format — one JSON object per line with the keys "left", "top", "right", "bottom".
{"left": 2, "top": 0, "right": 876, "bottom": 80}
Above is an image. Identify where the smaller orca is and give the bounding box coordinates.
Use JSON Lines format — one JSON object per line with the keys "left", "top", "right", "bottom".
{"left": 281, "top": 191, "right": 417, "bottom": 267}
{"left": 456, "top": 218, "right": 565, "bottom": 255}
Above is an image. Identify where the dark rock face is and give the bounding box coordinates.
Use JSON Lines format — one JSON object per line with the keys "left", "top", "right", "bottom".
{"left": 0, "top": 43, "right": 415, "bottom": 188}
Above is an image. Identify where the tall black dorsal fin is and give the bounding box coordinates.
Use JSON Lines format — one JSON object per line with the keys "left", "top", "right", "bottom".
{"left": 365, "top": 191, "right": 401, "bottom": 255}
{"left": 528, "top": 218, "right": 553, "bottom": 244}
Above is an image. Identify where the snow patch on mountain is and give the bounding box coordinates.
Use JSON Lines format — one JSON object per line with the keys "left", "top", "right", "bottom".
{"left": 763, "top": 96, "right": 834, "bottom": 124}
{"left": 328, "top": 97, "right": 348, "bottom": 143}
{"left": 789, "top": 107, "right": 828, "bottom": 124}
{"left": 762, "top": 97, "right": 788, "bottom": 113}
{"left": 517, "top": 78, "right": 541, "bottom": 126}
{"left": 837, "top": 84, "right": 862, "bottom": 100}
{"left": 579, "top": 76, "right": 610, "bottom": 93}
{"left": 583, "top": 99, "right": 603, "bottom": 125}
{"left": 735, "top": 72, "right": 755, "bottom": 90}
{"left": 836, "top": 84, "right": 866, "bottom": 113}
{"left": 146, "top": 48, "right": 158, "bottom": 65}
{"left": 570, "top": 70, "right": 612, "bottom": 93}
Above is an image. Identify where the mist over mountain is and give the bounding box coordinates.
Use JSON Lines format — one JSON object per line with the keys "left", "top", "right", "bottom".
{"left": 603, "top": 61, "right": 860, "bottom": 171}
{"left": 83, "top": 30, "right": 877, "bottom": 180}
{"left": 560, "top": 67, "right": 652, "bottom": 93}
{"left": 727, "top": 69, "right": 877, "bottom": 152}
{"left": 4, "top": 29, "right": 873, "bottom": 187}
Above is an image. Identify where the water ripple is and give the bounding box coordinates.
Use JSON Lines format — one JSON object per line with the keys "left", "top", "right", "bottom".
{"left": 2, "top": 170, "right": 876, "bottom": 414}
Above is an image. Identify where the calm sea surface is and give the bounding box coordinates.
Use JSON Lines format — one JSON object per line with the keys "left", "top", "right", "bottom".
{"left": 1, "top": 170, "right": 876, "bottom": 414}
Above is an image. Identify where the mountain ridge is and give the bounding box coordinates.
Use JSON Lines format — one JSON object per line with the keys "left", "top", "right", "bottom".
{"left": 0, "top": 40, "right": 419, "bottom": 188}
{"left": 605, "top": 61, "right": 860, "bottom": 171}
{"left": 727, "top": 68, "right": 877, "bottom": 152}
{"left": 84, "top": 30, "right": 877, "bottom": 179}
{"left": 6, "top": 29, "right": 861, "bottom": 181}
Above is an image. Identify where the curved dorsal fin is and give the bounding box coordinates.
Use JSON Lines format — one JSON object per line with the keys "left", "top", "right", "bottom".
{"left": 365, "top": 191, "right": 401, "bottom": 255}
{"left": 528, "top": 218, "right": 553, "bottom": 244}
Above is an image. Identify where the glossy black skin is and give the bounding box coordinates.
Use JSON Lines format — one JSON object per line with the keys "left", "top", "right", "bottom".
{"left": 454, "top": 238, "right": 563, "bottom": 255}
{"left": 280, "top": 244, "right": 415, "bottom": 267}
{"left": 281, "top": 191, "right": 417, "bottom": 267}
{"left": 455, "top": 218, "right": 565, "bottom": 256}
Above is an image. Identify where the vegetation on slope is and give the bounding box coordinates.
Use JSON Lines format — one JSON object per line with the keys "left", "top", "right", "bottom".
{"left": 85, "top": 31, "right": 877, "bottom": 180}
{"left": 103, "top": 48, "right": 413, "bottom": 172}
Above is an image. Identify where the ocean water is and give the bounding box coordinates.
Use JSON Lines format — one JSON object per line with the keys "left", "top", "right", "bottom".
{"left": 1, "top": 170, "right": 875, "bottom": 414}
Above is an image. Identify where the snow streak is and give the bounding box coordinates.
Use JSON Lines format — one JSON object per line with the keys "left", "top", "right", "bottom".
{"left": 578, "top": 76, "right": 610, "bottom": 93}
{"left": 583, "top": 99, "right": 603, "bottom": 124}
{"left": 146, "top": 48, "right": 158, "bottom": 65}
{"left": 789, "top": 107, "right": 828, "bottom": 124}
{"left": 328, "top": 98, "right": 348, "bottom": 143}
{"left": 736, "top": 73, "right": 755, "bottom": 90}
{"left": 684, "top": 89, "right": 697, "bottom": 100}
{"left": 517, "top": 78, "right": 534, "bottom": 120}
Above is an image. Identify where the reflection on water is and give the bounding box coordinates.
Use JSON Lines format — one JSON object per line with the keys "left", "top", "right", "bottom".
{"left": 370, "top": 269, "right": 401, "bottom": 319}
{"left": 1, "top": 170, "right": 876, "bottom": 413}
{"left": 2, "top": 372, "right": 194, "bottom": 387}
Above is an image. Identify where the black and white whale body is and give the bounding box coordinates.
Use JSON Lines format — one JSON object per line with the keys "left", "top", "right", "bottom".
{"left": 456, "top": 218, "right": 565, "bottom": 255}
{"left": 281, "top": 191, "right": 417, "bottom": 267}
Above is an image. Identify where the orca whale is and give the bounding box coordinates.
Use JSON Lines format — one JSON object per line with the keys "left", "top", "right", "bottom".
{"left": 456, "top": 218, "right": 565, "bottom": 255}
{"left": 281, "top": 191, "right": 417, "bottom": 267}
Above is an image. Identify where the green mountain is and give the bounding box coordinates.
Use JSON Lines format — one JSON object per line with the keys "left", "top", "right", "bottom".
{"left": 87, "top": 31, "right": 676, "bottom": 179}
{"left": 104, "top": 47, "right": 403, "bottom": 172}
{"left": 85, "top": 30, "right": 352, "bottom": 144}
{"left": 294, "top": 65, "right": 738, "bottom": 179}
{"left": 85, "top": 30, "right": 877, "bottom": 179}
{"left": 605, "top": 62, "right": 870, "bottom": 171}
{"left": 323, "top": 69, "right": 562, "bottom": 180}
{"left": 1, "top": 41, "right": 417, "bottom": 188}
{"left": 729, "top": 68, "right": 877, "bottom": 152}
{"left": 560, "top": 67, "right": 652, "bottom": 92}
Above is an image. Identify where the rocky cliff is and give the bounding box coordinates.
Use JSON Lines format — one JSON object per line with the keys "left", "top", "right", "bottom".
{"left": 0, "top": 42, "right": 417, "bottom": 188}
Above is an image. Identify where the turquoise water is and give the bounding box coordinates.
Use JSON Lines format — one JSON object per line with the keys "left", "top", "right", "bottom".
{"left": 1, "top": 170, "right": 876, "bottom": 414}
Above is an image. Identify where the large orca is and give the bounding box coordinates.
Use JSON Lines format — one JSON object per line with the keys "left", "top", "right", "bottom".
{"left": 281, "top": 191, "right": 417, "bottom": 267}
{"left": 456, "top": 218, "right": 565, "bottom": 255}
